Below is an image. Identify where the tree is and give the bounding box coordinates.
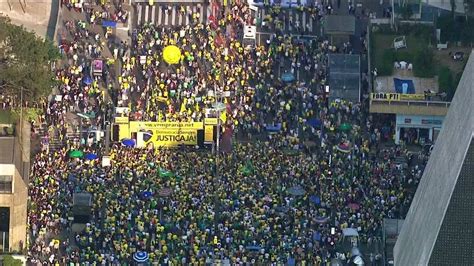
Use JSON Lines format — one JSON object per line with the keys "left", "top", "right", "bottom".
{"left": 450, "top": 0, "right": 456, "bottom": 18}
{"left": 398, "top": 5, "right": 413, "bottom": 20}
{"left": 0, "top": 16, "right": 60, "bottom": 104}
{"left": 1, "top": 255, "right": 23, "bottom": 266}
{"left": 413, "top": 49, "right": 435, "bottom": 78}
{"left": 10, "top": 107, "right": 43, "bottom": 122}
{"left": 438, "top": 66, "right": 453, "bottom": 92}
{"left": 460, "top": 18, "right": 474, "bottom": 45}
{"left": 466, "top": 0, "right": 474, "bottom": 17}
{"left": 436, "top": 15, "right": 456, "bottom": 42}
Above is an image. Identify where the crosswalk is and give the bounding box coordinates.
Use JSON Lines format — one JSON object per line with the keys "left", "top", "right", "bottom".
{"left": 135, "top": 3, "right": 212, "bottom": 27}
{"left": 257, "top": 8, "right": 319, "bottom": 35}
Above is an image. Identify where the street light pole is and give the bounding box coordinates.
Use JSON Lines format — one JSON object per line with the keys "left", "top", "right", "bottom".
{"left": 20, "top": 87, "right": 23, "bottom": 139}
{"left": 212, "top": 102, "right": 226, "bottom": 175}
{"left": 216, "top": 109, "right": 220, "bottom": 166}
{"left": 105, "top": 121, "right": 111, "bottom": 155}
{"left": 212, "top": 102, "right": 225, "bottom": 231}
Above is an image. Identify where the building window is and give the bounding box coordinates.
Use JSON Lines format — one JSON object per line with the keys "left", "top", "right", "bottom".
{"left": 0, "top": 175, "right": 13, "bottom": 194}
{"left": 0, "top": 207, "right": 10, "bottom": 253}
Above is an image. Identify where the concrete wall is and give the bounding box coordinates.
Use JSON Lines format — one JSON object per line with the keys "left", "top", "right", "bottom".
{"left": 369, "top": 101, "right": 449, "bottom": 116}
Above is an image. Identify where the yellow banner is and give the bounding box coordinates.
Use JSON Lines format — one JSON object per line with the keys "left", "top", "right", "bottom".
{"left": 204, "top": 125, "right": 214, "bottom": 143}
{"left": 399, "top": 94, "right": 425, "bottom": 101}
{"left": 204, "top": 118, "right": 218, "bottom": 125}
{"left": 147, "top": 129, "right": 198, "bottom": 147}
{"left": 130, "top": 121, "right": 203, "bottom": 132}
{"left": 115, "top": 116, "right": 129, "bottom": 124}
{"left": 371, "top": 93, "right": 425, "bottom": 101}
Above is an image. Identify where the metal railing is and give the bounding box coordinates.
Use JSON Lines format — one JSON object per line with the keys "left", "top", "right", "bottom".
{"left": 370, "top": 99, "right": 451, "bottom": 108}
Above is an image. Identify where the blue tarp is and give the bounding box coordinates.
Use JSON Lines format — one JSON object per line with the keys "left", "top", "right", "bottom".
{"left": 265, "top": 123, "right": 282, "bottom": 132}
{"left": 313, "top": 231, "right": 321, "bottom": 241}
{"left": 84, "top": 153, "right": 98, "bottom": 160}
{"left": 102, "top": 20, "right": 117, "bottom": 28}
{"left": 288, "top": 186, "right": 305, "bottom": 196}
{"left": 83, "top": 75, "right": 92, "bottom": 85}
{"left": 394, "top": 78, "right": 415, "bottom": 94}
{"left": 246, "top": 245, "right": 262, "bottom": 251}
{"left": 309, "top": 195, "right": 321, "bottom": 205}
{"left": 141, "top": 191, "right": 152, "bottom": 199}
{"left": 307, "top": 118, "right": 322, "bottom": 129}
{"left": 288, "top": 257, "right": 296, "bottom": 266}
{"left": 122, "top": 138, "right": 135, "bottom": 147}
{"left": 281, "top": 73, "right": 295, "bottom": 82}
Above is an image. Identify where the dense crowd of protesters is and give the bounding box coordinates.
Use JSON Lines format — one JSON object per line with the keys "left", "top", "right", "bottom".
{"left": 25, "top": 0, "right": 427, "bottom": 265}
{"left": 28, "top": 136, "right": 425, "bottom": 264}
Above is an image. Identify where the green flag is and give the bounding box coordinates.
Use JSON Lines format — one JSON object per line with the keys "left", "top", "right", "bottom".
{"left": 239, "top": 161, "right": 254, "bottom": 176}
{"left": 159, "top": 168, "right": 174, "bottom": 178}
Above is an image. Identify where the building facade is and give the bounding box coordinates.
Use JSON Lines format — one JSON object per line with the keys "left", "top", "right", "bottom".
{"left": 0, "top": 122, "right": 30, "bottom": 253}
{"left": 369, "top": 92, "right": 450, "bottom": 144}
{"left": 393, "top": 51, "right": 474, "bottom": 265}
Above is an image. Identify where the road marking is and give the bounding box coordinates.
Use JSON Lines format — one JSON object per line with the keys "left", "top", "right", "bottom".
{"left": 172, "top": 5, "right": 177, "bottom": 25}
{"left": 158, "top": 5, "right": 163, "bottom": 25}
{"left": 137, "top": 4, "right": 142, "bottom": 25}
{"left": 199, "top": 5, "right": 204, "bottom": 23}
{"left": 151, "top": 5, "right": 156, "bottom": 24}
{"left": 164, "top": 6, "right": 170, "bottom": 26}
{"left": 308, "top": 13, "right": 313, "bottom": 33}
{"left": 192, "top": 5, "right": 197, "bottom": 23}
{"left": 185, "top": 6, "right": 191, "bottom": 25}
{"left": 207, "top": 3, "right": 212, "bottom": 19}
{"left": 295, "top": 10, "right": 300, "bottom": 30}
{"left": 285, "top": 9, "right": 291, "bottom": 31}
{"left": 144, "top": 5, "right": 149, "bottom": 24}
{"left": 302, "top": 11, "right": 306, "bottom": 32}
{"left": 178, "top": 7, "right": 184, "bottom": 25}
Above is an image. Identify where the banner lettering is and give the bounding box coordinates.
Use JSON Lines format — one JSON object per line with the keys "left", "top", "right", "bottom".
{"left": 370, "top": 93, "right": 425, "bottom": 101}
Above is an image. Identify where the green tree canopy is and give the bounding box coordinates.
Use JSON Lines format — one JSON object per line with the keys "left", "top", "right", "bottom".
{"left": 1, "top": 255, "right": 23, "bottom": 266}
{"left": 413, "top": 48, "right": 435, "bottom": 78}
{"left": 0, "top": 16, "right": 60, "bottom": 103}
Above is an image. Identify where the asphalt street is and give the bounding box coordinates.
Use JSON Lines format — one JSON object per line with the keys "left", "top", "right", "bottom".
{"left": 134, "top": 2, "right": 213, "bottom": 27}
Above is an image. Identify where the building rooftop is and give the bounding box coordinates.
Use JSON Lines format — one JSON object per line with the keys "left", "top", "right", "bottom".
{"left": 375, "top": 69, "right": 439, "bottom": 94}
{"left": 393, "top": 51, "right": 474, "bottom": 265}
